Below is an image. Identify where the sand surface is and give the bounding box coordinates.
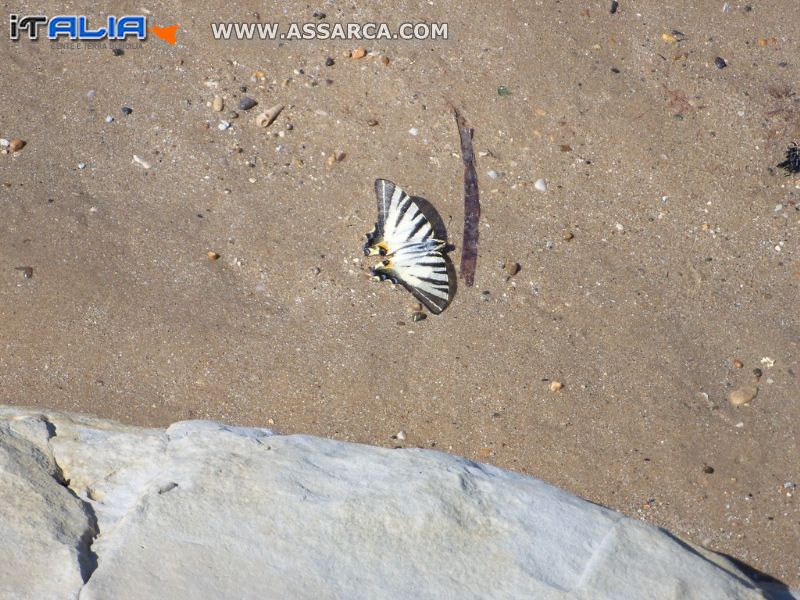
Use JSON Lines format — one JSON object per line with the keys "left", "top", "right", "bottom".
{"left": 1, "top": 0, "right": 798, "bottom": 587}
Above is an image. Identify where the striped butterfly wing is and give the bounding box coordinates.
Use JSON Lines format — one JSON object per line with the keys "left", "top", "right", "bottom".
{"left": 373, "top": 240, "right": 456, "bottom": 314}
{"left": 364, "top": 179, "right": 441, "bottom": 255}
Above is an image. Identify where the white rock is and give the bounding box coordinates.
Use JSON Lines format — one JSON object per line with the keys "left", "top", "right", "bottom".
{"left": 0, "top": 407, "right": 775, "bottom": 599}
{"left": 0, "top": 416, "right": 95, "bottom": 599}
{"left": 534, "top": 178, "right": 547, "bottom": 192}
{"left": 0, "top": 139, "right": 9, "bottom": 148}
{"left": 409, "top": 127, "right": 419, "bottom": 136}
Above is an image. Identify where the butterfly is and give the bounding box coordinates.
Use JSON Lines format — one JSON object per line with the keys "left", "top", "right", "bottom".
{"left": 364, "top": 179, "right": 456, "bottom": 314}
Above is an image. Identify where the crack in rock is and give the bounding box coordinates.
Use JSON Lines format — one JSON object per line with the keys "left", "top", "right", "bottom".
{"left": 41, "top": 416, "right": 100, "bottom": 587}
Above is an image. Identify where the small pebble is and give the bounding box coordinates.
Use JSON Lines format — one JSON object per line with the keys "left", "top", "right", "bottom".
{"left": 549, "top": 381, "right": 563, "bottom": 393}
{"left": 534, "top": 178, "right": 547, "bottom": 192}
{"left": 714, "top": 56, "right": 727, "bottom": 69}
{"left": 395, "top": 430, "right": 406, "bottom": 441}
{"left": 409, "top": 127, "right": 419, "bottom": 136}
{"left": 411, "top": 312, "right": 426, "bottom": 322}
{"left": 380, "top": 56, "right": 390, "bottom": 66}
{"left": 728, "top": 385, "right": 758, "bottom": 406}
{"left": 487, "top": 169, "right": 499, "bottom": 180}
{"left": 14, "top": 266, "right": 33, "bottom": 279}
{"left": 239, "top": 97, "right": 257, "bottom": 111}
{"left": 105, "top": 115, "right": 114, "bottom": 123}
{"left": 497, "top": 86, "right": 511, "bottom": 96}
{"left": 351, "top": 47, "right": 366, "bottom": 59}
{"left": 228, "top": 111, "right": 239, "bottom": 119}
{"left": 366, "top": 119, "right": 379, "bottom": 127}
{"left": 121, "top": 106, "right": 132, "bottom": 116}
{"left": 87, "top": 90, "right": 96, "bottom": 100}
{"left": 78, "top": 162, "right": 86, "bottom": 169}
{"left": 752, "top": 368, "right": 763, "bottom": 380}
{"left": 112, "top": 48, "right": 124, "bottom": 56}
{"left": 218, "top": 120, "right": 231, "bottom": 131}
{"left": 733, "top": 359, "right": 744, "bottom": 369}
{"left": 505, "top": 261, "right": 520, "bottom": 276}
{"left": 9, "top": 139, "right": 25, "bottom": 152}
{"left": 562, "top": 230, "right": 575, "bottom": 241}
{"left": 702, "top": 465, "right": 715, "bottom": 474}
{"left": 610, "top": 0, "right": 619, "bottom": 13}
{"left": 325, "top": 57, "right": 335, "bottom": 67}
{"left": 207, "top": 251, "right": 220, "bottom": 261}
{"left": 132, "top": 154, "right": 152, "bottom": 169}
{"left": 212, "top": 95, "right": 224, "bottom": 111}
{"left": 0, "top": 139, "right": 8, "bottom": 148}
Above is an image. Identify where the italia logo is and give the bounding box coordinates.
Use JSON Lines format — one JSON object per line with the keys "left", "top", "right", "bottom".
{"left": 9, "top": 14, "right": 178, "bottom": 44}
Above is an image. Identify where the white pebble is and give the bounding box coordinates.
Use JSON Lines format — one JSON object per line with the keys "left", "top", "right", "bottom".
{"left": 218, "top": 120, "right": 231, "bottom": 130}
{"left": 105, "top": 115, "right": 114, "bottom": 123}
{"left": 534, "top": 178, "right": 547, "bottom": 192}
{"left": 78, "top": 162, "right": 86, "bottom": 169}
{"left": 132, "top": 154, "right": 152, "bottom": 169}
{"left": 396, "top": 431, "right": 406, "bottom": 441}
{"left": 0, "top": 139, "right": 9, "bottom": 148}
{"left": 408, "top": 127, "right": 419, "bottom": 136}
{"left": 615, "top": 222, "right": 625, "bottom": 232}
{"left": 487, "top": 169, "right": 499, "bottom": 180}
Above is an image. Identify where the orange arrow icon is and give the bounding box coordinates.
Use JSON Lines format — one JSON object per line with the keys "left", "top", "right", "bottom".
{"left": 150, "top": 24, "right": 179, "bottom": 45}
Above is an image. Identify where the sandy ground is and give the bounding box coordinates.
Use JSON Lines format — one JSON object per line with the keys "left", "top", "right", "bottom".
{"left": 1, "top": 0, "right": 798, "bottom": 588}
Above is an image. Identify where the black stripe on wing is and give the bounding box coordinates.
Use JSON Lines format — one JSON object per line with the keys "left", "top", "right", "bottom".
{"left": 372, "top": 242, "right": 456, "bottom": 314}
{"left": 365, "top": 179, "right": 449, "bottom": 255}
{"left": 365, "top": 179, "right": 405, "bottom": 254}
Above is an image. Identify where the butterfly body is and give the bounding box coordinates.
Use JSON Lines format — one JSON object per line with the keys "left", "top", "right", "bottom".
{"left": 365, "top": 180, "right": 456, "bottom": 314}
